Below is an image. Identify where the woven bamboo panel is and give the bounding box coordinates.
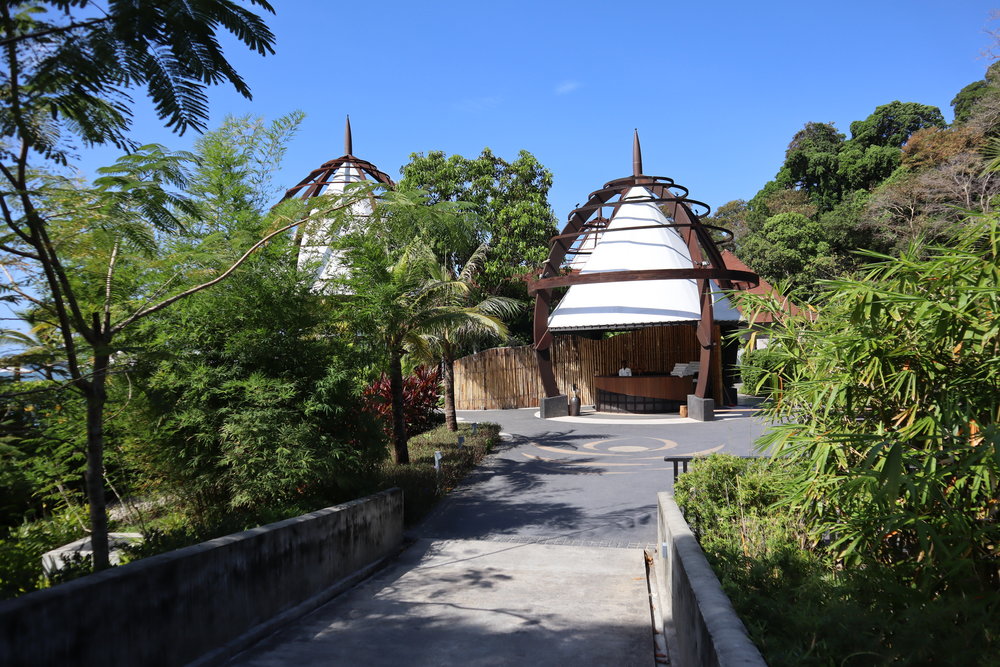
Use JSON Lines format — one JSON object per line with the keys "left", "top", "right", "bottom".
{"left": 452, "top": 325, "right": 722, "bottom": 409}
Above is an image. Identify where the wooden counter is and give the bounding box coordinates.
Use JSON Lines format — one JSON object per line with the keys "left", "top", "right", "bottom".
{"left": 594, "top": 374, "right": 694, "bottom": 413}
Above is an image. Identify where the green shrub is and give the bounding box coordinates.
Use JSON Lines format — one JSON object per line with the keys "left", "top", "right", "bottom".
{"left": 0, "top": 508, "right": 87, "bottom": 598}
{"left": 742, "top": 212, "right": 1000, "bottom": 589}
{"left": 675, "top": 454, "right": 1000, "bottom": 665}
{"left": 124, "top": 255, "right": 386, "bottom": 523}
{"left": 738, "top": 346, "right": 784, "bottom": 396}
{"left": 371, "top": 421, "right": 499, "bottom": 525}
{"left": 674, "top": 454, "right": 804, "bottom": 555}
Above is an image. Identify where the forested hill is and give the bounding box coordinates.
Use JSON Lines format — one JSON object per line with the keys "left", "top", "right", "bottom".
{"left": 710, "top": 62, "right": 1000, "bottom": 298}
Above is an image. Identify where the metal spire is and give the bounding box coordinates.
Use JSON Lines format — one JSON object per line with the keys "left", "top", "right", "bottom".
{"left": 344, "top": 115, "right": 353, "bottom": 156}
{"left": 632, "top": 129, "right": 643, "bottom": 176}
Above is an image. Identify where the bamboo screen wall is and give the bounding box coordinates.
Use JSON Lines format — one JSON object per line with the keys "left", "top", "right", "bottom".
{"left": 452, "top": 325, "right": 723, "bottom": 410}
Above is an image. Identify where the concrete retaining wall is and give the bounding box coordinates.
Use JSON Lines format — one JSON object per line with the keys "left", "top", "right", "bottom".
{"left": 656, "top": 491, "right": 767, "bottom": 667}
{"left": 0, "top": 488, "right": 403, "bottom": 666}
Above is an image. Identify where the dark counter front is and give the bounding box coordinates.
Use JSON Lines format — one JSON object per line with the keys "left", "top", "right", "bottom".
{"left": 594, "top": 374, "right": 695, "bottom": 413}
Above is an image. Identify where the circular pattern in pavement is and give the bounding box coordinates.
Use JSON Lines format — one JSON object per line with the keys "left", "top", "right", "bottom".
{"left": 520, "top": 434, "right": 724, "bottom": 474}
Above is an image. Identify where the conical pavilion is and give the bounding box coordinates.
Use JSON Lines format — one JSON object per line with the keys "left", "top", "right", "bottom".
{"left": 529, "top": 132, "right": 758, "bottom": 416}
{"left": 282, "top": 116, "right": 393, "bottom": 291}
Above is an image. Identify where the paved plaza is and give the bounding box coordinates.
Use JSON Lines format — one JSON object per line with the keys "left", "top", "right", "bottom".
{"left": 419, "top": 404, "right": 768, "bottom": 548}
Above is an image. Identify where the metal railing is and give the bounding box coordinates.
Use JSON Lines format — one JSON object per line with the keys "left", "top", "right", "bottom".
{"left": 664, "top": 455, "right": 763, "bottom": 482}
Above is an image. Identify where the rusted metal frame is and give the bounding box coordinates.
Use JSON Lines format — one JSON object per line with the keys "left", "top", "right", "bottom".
{"left": 564, "top": 217, "right": 610, "bottom": 263}
{"left": 527, "top": 268, "right": 757, "bottom": 294}
{"left": 604, "top": 174, "right": 682, "bottom": 194}
{"left": 533, "top": 290, "right": 559, "bottom": 396}
{"left": 280, "top": 157, "right": 394, "bottom": 201}
{"left": 301, "top": 170, "right": 331, "bottom": 200}
{"left": 533, "top": 188, "right": 618, "bottom": 398}
{"left": 607, "top": 189, "right": 710, "bottom": 214}
{"left": 668, "top": 200, "right": 713, "bottom": 399}
{"left": 681, "top": 201, "right": 733, "bottom": 289}
{"left": 540, "top": 190, "right": 619, "bottom": 279}
{"left": 595, "top": 192, "right": 712, "bottom": 224}
{"left": 548, "top": 221, "right": 733, "bottom": 246}
{"left": 548, "top": 178, "right": 709, "bottom": 259}
{"left": 288, "top": 169, "right": 331, "bottom": 244}
{"left": 531, "top": 171, "right": 755, "bottom": 401}
{"left": 679, "top": 200, "right": 739, "bottom": 401}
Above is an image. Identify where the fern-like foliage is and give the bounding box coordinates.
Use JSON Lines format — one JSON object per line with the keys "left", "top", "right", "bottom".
{"left": 1, "top": 0, "right": 276, "bottom": 162}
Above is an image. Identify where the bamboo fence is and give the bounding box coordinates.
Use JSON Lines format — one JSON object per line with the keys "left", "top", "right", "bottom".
{"left": 452, "top": 325, "right": 724, "bottom": 409}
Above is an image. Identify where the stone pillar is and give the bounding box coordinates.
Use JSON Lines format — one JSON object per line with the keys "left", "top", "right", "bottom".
{"left": 686, "top": 394, "right": 714, "bottom": 422}
{"left": 540, "top": 395, "right": 569, "bottom": 418}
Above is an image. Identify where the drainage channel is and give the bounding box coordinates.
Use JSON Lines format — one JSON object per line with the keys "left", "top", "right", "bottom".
{"left": 645, "top": 549, "right": 672, "bottom": 665}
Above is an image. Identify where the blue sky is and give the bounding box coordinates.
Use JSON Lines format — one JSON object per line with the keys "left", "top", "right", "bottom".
{"left": 78, "top": 0, "right": 1000, "bottom": 225}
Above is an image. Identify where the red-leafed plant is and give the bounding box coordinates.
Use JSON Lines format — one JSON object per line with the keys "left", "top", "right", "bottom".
{"left": 363, "top": 366, "right": 442, "bottom": 442}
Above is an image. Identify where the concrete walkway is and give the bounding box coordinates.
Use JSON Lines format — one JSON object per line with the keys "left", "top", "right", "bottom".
{"left": 231, "top": 539, "right": 652, "bottom": 666}
{"left": 229, "top": 403, "right": 766, "bottom": 665}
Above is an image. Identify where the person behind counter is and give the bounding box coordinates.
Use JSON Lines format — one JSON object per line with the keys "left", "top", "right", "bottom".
{"left": 618, "top": 360, "right": 632, "bottom": 377}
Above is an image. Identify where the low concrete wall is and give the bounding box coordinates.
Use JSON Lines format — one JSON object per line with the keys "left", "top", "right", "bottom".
{"left": 656, "top": 491, "right": 767, "bottom": 667}
{"left": 0, "top": 488, "right": 403, "bottom": 666}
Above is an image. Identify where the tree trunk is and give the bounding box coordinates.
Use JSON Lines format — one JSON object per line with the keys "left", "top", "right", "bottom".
{"left": 443, "top": 354, "right": 457, "bottom": 432}
{"left": 84, "top": 351, "right": 111, "bottom": 571}
{"left": 389, "top": 352, "right": 409, "bottom": 464}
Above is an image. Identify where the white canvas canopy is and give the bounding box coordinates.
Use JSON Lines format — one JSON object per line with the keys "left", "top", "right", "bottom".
{"left": 296, "top": 164, "right": 373, "bottom": 292}
{"left": 547, "top": 186, "right": 740, "bottom": 331}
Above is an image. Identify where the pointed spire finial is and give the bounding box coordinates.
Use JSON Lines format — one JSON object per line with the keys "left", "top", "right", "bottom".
{"left": 344, "top": 115, "right": 353, "bottom": 156}
{"left": 632, "top": 128, "right": 643, "bottom": 176}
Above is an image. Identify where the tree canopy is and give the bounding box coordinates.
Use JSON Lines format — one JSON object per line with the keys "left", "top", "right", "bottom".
{"left": 399, "top": 148, "right": 558, "bottom": 339}
{"left": 0, "top": 0, "right": 276, "bottom": 162}
{"left": 724, "top": 71, "right": 997, "bottom": 297}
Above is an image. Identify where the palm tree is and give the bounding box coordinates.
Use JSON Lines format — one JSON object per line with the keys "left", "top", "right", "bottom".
{"left": 420, "top": 243, "right": 520, "bottom": 431}
{"left": 339, "top": 239, "right": 503, "bottom": 463}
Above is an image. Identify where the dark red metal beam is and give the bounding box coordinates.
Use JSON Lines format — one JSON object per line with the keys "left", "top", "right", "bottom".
{"left": 528, "top": 268, "right": 757, "bottom": 294}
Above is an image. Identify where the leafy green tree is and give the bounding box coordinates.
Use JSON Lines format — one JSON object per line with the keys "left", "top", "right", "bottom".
{"left": 0, "top": 379, "right": 86, "bottom": 526}
{"left": 814, "top": 189, "right": 879, "bottom": 259}
{"left": 118, "top": 115, "right": 382, "bottom": 522}
{"left": 743, "top": 212, "right": 1000, "bottom": 589}
{"left": 0, "top": 313, "right": 65, "bottom": 380}
{"left": 837, "top": 102, "right": 945, "bottom": 192}
{"left": 745, "top": 171, "right": 795, "bottom": 226}
{"left": 846, "top": 101, "right": 946, "bottom": 151}
{"left": 782, "top": 122, "right": 845, "bottom": 212}
{"left": 0, "top": 0, "right": 293, "bottom": 570}
{"left": 127, "top": 253, "right": 381, "bottom": 521}
{"left": 399, "top": 148, "right": 558, "bottom": 340}
{"left": 737, "top": 212, "right": 837, "bottom": 296}
{"left": 951, "top": 61, "right": 1000, "bottom": 125}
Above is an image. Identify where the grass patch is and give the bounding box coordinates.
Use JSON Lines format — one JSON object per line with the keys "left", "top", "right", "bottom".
{"left": 371, "top": 421, "right": 499, "bottom": 525}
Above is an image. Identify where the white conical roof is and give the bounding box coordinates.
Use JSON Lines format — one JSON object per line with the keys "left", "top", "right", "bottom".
{"left": 296, "top": 164, "right": 373, "bottom": 291}
{"left": 547, "top": 187, "right": 740, "bottom": 331}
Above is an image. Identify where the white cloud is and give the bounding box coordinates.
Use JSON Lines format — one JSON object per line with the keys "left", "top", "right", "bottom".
{"left": 555, "top": 80, "right": 581, "bottom": 95}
